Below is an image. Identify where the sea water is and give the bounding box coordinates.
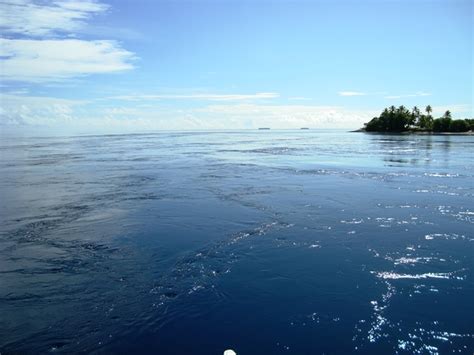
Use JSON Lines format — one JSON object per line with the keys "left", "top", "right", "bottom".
{"left": 0, "top": 130, "right": 473, "bottom": 354}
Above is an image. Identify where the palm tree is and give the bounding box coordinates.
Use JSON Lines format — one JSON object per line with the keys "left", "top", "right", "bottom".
{"left": 425, "top": 105, "right": 432, "bottom": 117}
{"left": 412, "top": 106, "right": 420, "bottom": 116}
{"left": 412, "top": 106, "right": 420, "bottom": 127}
{"left": 443, "top": 110, "right": 452, "bottom": 119}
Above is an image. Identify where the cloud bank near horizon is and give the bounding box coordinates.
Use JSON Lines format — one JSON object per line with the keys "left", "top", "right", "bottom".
{"left": 2, "top": 92, "right": 471, "bottom": 135}
{"left": 0, "top": 93, "right": 378, "bottom": 132}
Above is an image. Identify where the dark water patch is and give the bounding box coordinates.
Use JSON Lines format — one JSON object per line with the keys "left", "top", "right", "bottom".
{"left": 147, "top": 221, "right": 294, "bottom": 306}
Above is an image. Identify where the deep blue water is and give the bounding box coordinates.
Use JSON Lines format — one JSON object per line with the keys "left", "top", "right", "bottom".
{"left": 0, "top": 130, "right": 473, "bottom": 354}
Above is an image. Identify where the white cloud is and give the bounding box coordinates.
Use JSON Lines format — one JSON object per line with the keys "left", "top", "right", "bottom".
{"left": 288, "top": 96, "right": 312, "bottom": 101}
{"left": 338, "top": 91, "right": 432, "bottom": 99}
{"left": 0, "top": 38, "right": 135, "bottom": 82}
{"left": 0, "top": 0, "right": 136, "bottom": 83}
{"left": 4, "top": 93, "right": 469, "bottom": 134}
{"left": 196, "top": 103, "right": 377, "bottom": 129}
{"left": 0, "top": 93, "right": 85, "bottom": 125}
{"left": 0, "top": 94, "right": 376, "bottom": 131}
{"left": 431, "top": 104, "right": 472, "bottom": 116}
{"left": 384, "top": 91, "right": 431, "bottom": 99}
{"left": 338, "top": 91, "right": 367, "bottom": 97}
{"left": 0, "top": 0, "right": 108, "bottom": 37}
{"left": 109, "top": 92, "right": 279, "bottom": 101}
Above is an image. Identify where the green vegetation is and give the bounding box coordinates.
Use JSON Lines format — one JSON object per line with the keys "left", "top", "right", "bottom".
{"left": 364, "top": 105, "right": 472, "bottom": 133}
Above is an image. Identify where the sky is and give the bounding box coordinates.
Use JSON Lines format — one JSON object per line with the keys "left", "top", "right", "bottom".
{"left": 0, "top": 0, "right": 472, "bottom": 134}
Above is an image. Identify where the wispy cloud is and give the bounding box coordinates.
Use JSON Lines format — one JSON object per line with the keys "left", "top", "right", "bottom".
{"left": 431, "top": 104, "right": 472, "bottom": 115}
{"left": 338, "top": 90, "right": 432, "bottom": 99}
{"left": 338, "top": 91, "right": 367, "bottom": 97}
{"left": 0, "top": 93, "right": 86, "bottom": 126}
{"left": 3, "top": 93, "right": 470, "bottom": 134}
{"left": 0, "top": 1, "right": 135, "bottom": 83}
{"left": 384, "top": 91, "right": 432, "bottom": 99}
{"left": 288, "top": 96, "right": 312, "bottom": 101}
{"left": 195, "top": 103, "right": 377, "bottom": 129}
{"left": 0, "top": 94, "right": 375, "bottom": 131}
{"left": 109, "top": 92, "right": 279, "bottom": 101}
{"left": 1, "top": 39, "right": 135, "bottom": 82}
{"left": 0, "top": 0, "right": 108, "bottom": 37}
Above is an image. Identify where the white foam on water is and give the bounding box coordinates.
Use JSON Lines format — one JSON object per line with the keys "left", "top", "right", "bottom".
{"left": 366, "top": 281, "right": 396, "bottom": 343}
{"left": 424, "top": 233, "right": 470, "bottom": 241}
{"left": 437, "top": 206, "right": 474, "bottom": 223}
{"left": 372, "top": 271, "right": 463, "bottom": 280}
{"left": 398, "top": 339, "right": 416, "bottom": 351}
{"left": 368, "top": 248, "right": 380, "bottom": 258}
{"left": 393, "top": 257, "right": 436, "bottom": 265}
{"left": 340, "top": 218, "right": 364, "bottom": 224}
{"left": 424, "top": 172, "right": 459, "bottom": 178}
{"left": 396, "top": 328, "right": 474, "bottom": 355}
{"left": 188, "top": 285, "right": 205, "bottom": 294}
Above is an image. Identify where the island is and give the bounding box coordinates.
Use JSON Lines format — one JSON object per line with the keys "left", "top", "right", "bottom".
{"left": 360, "top": 105, "right": 473, "bottom": 133}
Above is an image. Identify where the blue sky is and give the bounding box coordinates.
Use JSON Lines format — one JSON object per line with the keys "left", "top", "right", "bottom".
{"left": 0, "top": 0, "right": 472, "bottom": 134}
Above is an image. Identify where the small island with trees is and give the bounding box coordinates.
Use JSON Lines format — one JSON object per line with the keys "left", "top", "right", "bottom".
{"left": 359, "top": 105, "right": 473, "bottom": 133}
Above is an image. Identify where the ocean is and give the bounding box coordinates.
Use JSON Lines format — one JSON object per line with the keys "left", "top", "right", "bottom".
{"left": 0, "top": 130, "right": 473, "bottom": 354}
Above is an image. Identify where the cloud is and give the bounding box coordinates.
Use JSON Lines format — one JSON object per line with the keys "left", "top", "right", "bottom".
{"left": 0, "top": 94, "right": 376, "bottom": 132}
{"left": 338, "top": 91, "right": 432, "bottom": 99}
{"left": 0, "top": 93, "right": 85, "bottom": 126}
{"left": 0, "top": 38, "right": 135, "bottom": 82}
{"left": 109, "top": 92, "right": 279, "bottom": 101}
{"left": 0, "top": 0, "right": 108, "bottom": 37}
{"left": 288, "top": 96, "right": 312, "bottom": 101}
{"left": 4, "top": 92, "right": 469, "bottom": 134}
{"left": 338, "top": 91, "right": 367, "bottom": 97}
{"left": 0, "top": 0, "right": 136, "bottom": 83}
{"left": 431, "top": 104, "right": 472, "bottom": 116}
{"left": 195, "top": 103, "right": 377, "bottom": 129}
{"left": 384, "top": 91, "right": 431, "bottom": 99}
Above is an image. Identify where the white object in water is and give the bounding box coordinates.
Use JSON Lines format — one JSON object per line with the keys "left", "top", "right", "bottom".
{"left": 224, "top": 350, "right": 237, "bottom": 355}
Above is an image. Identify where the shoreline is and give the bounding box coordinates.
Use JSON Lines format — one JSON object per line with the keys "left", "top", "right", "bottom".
{"left": 351, "top": 129, "right": 473, "bottom": 136}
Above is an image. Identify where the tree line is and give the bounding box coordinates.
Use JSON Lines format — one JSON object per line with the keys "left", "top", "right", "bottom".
{"left": 364, "top": 105, "right": 473, "bottom": 132}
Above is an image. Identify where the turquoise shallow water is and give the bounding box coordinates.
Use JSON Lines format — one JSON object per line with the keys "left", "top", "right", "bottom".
{"left": 0, "top": 130, "right": 473, "bottom": 354}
